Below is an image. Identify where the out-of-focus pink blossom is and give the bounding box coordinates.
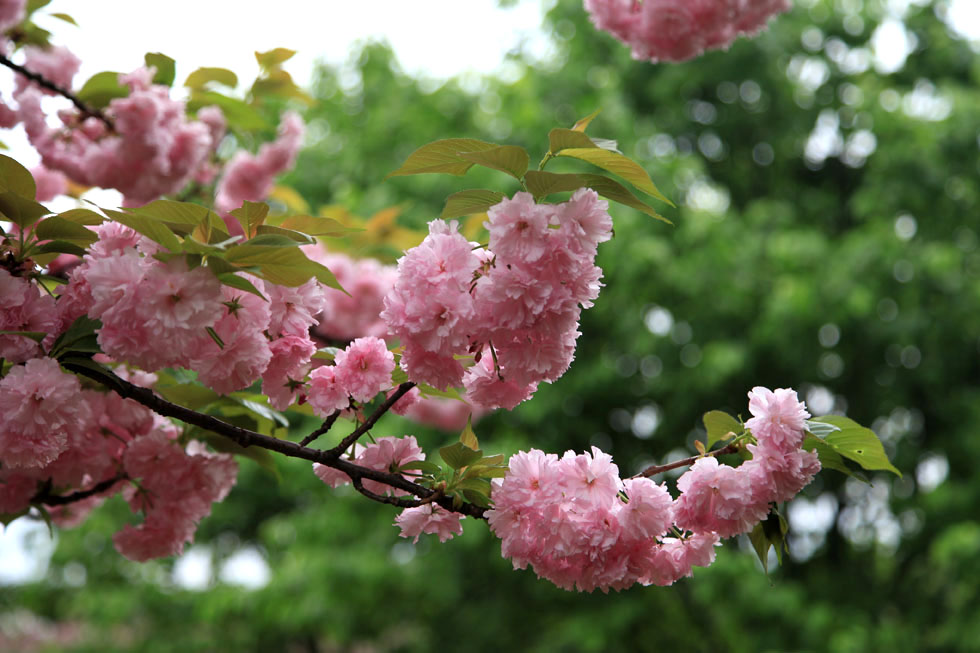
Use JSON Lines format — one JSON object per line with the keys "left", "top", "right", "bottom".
{"left": 31, "top": 165, "right": 68, "bottom": 202}
{"left": 395, "top": 504, "right": 464, "bottom": 543}
{"left": 214, "top": 111, "right": 304, "bottom": 213}
{"left": 584, "top": 0, "right": 791, "bottom": 63}
{"left": 0, "top": 269, "right": 57, "bottom": 363}
{"left": 0, "top": 0, "right": 26, "bottom": 32}
{"left": 15, "top": 45, "right": 81, "bottom": 96}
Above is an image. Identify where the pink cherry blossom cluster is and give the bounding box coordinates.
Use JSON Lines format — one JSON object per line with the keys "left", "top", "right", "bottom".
{"left": 584, "top": 0, "right": 791, "bottom": 63}
{"left": 485, "top": 386, "right": 819, "bottom": 592}
{"left": 303, "top": 245, "right": 398, "bottom": 343}
{"left": 214, "top": 112, "right": 304, "bottom": 216}
{"left": 382, "top": 189, "right": 612, "bottom": 411}
{"left": 19, "top": 65, "right": 214, "bottom": 206}
{"left": 51, "top": 221, "right": 336, "bottom": 408}
{"left": 307, "top": 337, "right": 395, "bottom": 416}
{"left": 0, "top": 357, "right": 237, "bottom": 561}
{"left": 312, "top": 435, "right": 428, "bottom": 497}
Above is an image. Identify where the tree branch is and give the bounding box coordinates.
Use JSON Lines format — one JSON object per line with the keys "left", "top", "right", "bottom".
{"left": 61, "top": 361, "right": 485, "bottom": 519}
{"left": 32, "top": 474, "right": 125, "bottom": 507}
{"left": 325, "top": 382, "right": 416, "bottom": 457}
{"left": 0, "top": 53, "right": 114, "bottom": 130}
{"left": 632, "top": 442, "right": 740, "bottom": 479}
{"left": 299, "top": 409, "right": 342, "bottom": 447}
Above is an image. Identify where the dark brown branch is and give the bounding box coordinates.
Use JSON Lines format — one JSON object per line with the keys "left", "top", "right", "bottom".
{"left": 325, "top": 382, "right": 416, "bottom": 457}
{"left": 62, "top": 361, "right": 485, "bottom": 519}
{"left": 350, "top": 477, "right": 425, "bottom": 509}
{"left": 0, "top": 53, "right": 114, "bottom": 130}
{"left": 299, "top": 409, "right": 342, "bottom": 447}
{"left": 633, "top": 442, "right": 740, "bottom": 479}
{"left": 32, "top": 475, "right": 125, "bottom": 507}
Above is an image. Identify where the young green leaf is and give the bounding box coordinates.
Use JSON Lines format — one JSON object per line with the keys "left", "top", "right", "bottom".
{"left": 571, "top": 109, "right": 601, "bottom": 132}
{"left": 556, "top": 148, "right": 674, "bottom": 206}
{"left": 523, "top": 171, "right": 670, "bottom": 222}
{"left": 229, "top": 201, "right": 270, "bottom": 238}
{"left": 386, "top": 138, "right": 499, "bottom": 178}
{"left": 0, "top": 191, "right": 49, "bottom": 229}
{"left": 811, "top": 416, "right": 901, "bottom": 477}
{"left": 703, "top": 410, "right": 741, "bottom": 448}
{"left": 188, "top": 90, "right": 268, "bottom": 131}
{"left": 440, "top": 442, "right": 483, "bottom": 470}
{"left": 802, "top": 434, "right": 862, "bottom": 480}
{"left": 548, "top": 128, "right": 599, "bottom": 154}
{"left": 440, "top": 189, "right": 505, "bottom": 219}
{"left": 144, "top": 52, "right": 176, "bottom": 86}
{"left": 255, "top": 48, "right": 297, "bottom": 68}
{"left": 76, "top": 71, "right": 129, "bottom": 109}
{"left": 102, "top": 208, "right": 181, "bottom": 252}
{"left": 459, "top": 417, "right": 479, "bottom": 451}
{"left": 185, "top": 67, "right": 239, "bottom": 90}
{"left": 224, "top": 244, "right": 343, "bottom": 290}
{"left": 35, "top": 215, "right": 98, "bottom": 245}
{"left": 254, "top": 224, "right": 316, "bottom": 245}
{"left": 57, "top": 208, "right": 105, "bottom": 225}
{"left": 0, "top": 154, "right": 38, "bottom": 199}
{"left": 456, "top": 145, "right": 529, "bottom": 180}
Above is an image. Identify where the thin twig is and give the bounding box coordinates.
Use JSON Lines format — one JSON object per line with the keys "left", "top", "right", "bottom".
{"left": 299, "top": 409, "right": 342, "bottom": 447}
{"left": 325, "top": 382, "right": 416, "bottom": 457}
{"left": 0, "top": 53, "right": 114, "bottom": 130}
{"left": 632, "top": 442, "right": 740, "bottom": 479}
{"left": 60, "top": 362, "right": 486, "bottom": 518}
{"left": 32, "top": 475, "right": 125, "bottom": 507}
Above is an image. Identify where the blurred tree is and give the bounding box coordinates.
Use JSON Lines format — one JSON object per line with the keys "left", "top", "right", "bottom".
{"left": 3, "top": 0, "right": 979, "bottom": 650}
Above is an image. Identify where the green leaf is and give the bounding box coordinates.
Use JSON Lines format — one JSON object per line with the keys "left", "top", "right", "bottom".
{"left": 0, "top": 154, "right": 38, "bottom": 199}
{"left": 387, "top": 138, "right": 499, "bottom": 178}
{"left": 216, "top": 272, "right": 267, "bottom": 300}
{"left": 1, "top": 508, "right": 30, "bottom": 527}
{"left": 229, "top": 201, "right": 269, "bottom": 238}
{"left": 76, "top": 71, "right": 128, "bottom": 109}
{"left": 571, "top": 109, "right": 601, "bottom": 132}
{"left": 748, "top": 511, "right": 787, "bottom": 576}
{"left": 440, "top": 442, "right": 483, "bottom": 470}
{"left": 129, "top": 199, "right": 228, "bottom": 236}
{"left": 254, "top": 224, "right": 315, "bottom": 244}
{"left": 524, "top": 171, "right": 670, "bottom": 223}
{"left": 102, "top": 208, "right": 181, "bottom": 252}
{"left": 153, "top": 371, "right": 222, "bottom": 411}
{"left": 457, "top": 477, "right": 492, "bottom": 494}
{"left": 556, "top": 148, "right": 674, "bottom": 206}
{"left": 26, "top": 0, "right": 52, "bottom": 15}
{"left": 33, "top": 240, "right": 88, "bottom": 257}
{"left": 811, "top": 416, "right": 901, "bottom": 477}
{"left": 0, "top": 191, "right": 49, "bottom": 229}
{"left": 0, "top": 330, "right": 46, "bottom": 342}
{"left": 462, "top": 489, "right": 492, "bottom": 508}
{"left": 703, "top": 410, "right": 741, "bottom": 448}
{"left": 397, "top": 460, "right": 443, "bottom": 475}
{"left": 35, "top": 216, "right": 98, "bottom": 245}
{"left": 185, "top": 67, "right": 239, "bottom": 90}
{"left": 440, "top": 189, "right": 505, "bottom": 220}
{"left": 224, "top": 244, "right": 343, "bottom": 290}
{"left": 804, "top": 420, "right": 841, "bottom": 439}
{"left": 278, "top": 214, "right": 362, "bottom": 237}
{"left": 50, "top": 12, "right": 77, "bottom": 26}
{"left": 459, "top": 417, "right": 479, "bottom": 450}
{"left": 456, "top": 145, "right": 529, "bottom": 180}
{"left": 418, "top": 384, "right": 463, "bottom": 400}
{"left": 187, "top": 90, "right": 268, "bottom": 131}
{"left": 802, "top": 434, "right": 860, "bottom": 479}
{"left": 548, "top": 128, "right": 599, "bottom": 154}
{"left": 229, "top": 396, "right": 290, "bottom": 428}
{"left": 57, "top": 208, "right": 105, "bottom": 226}
{"left": 144, "top": 52, "right": 176, "bottom": 86}
{"left": 255, "top": 48, "right": 296, "bottom": 68}
{"left": 48, "top": 315, "right": 101, "bottom": 359}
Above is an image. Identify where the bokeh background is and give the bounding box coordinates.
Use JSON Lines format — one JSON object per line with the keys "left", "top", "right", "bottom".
{"left": 3, "top": 0, "right": 979, "bottom": 650}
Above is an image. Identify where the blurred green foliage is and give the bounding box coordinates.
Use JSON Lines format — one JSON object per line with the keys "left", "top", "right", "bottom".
{"left": 4, "top": 0, "right": 980, "bottom": 650}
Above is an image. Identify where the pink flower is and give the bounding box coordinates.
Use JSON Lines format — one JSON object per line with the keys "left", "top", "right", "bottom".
{"left": 267, "top": 279, "right": 327, "bottom": 338}
{"left": 262, "top": 335, "right": 316, "bottom": 410}
{"left": 462, "top": 351, "right": 538, "bottom": 411}
{"left": 619, "top": 477, "right": 673, "bottom": 539}
{"left": 395, "top": 504, "right": 464, "bottom": 543}
{"left": 745, "top": 386, "right": 810, "bottom": 452}
{"left": 334, "top": 337, "right": 395, "bottom": 403}
{"left": 743, "top": 443, "right": 821, "bottom": 504}
{"left": 556, "top": 188, "right": 613, "bottom": 250}
{"left": 214, "top": 111, "right": 304, "bottom": 213}
{"left": 355, "top": 436, "right": 425, "bottom": 496}
{"left": 0, "top": 269, "right": 57, "bottom": 363}
{"left": 584, "top": 0, "right": 790, "bottom": 64}
{"left": 557, "top": 447, "right": 622, "bottom": 508}
{"left": 16, "top": 45, "right": 81, "bottom": 96}
{"left": 31, "top": 165, "right": 68, "bottom": 202}
{"left": 490, "top": 449, "right": 563, "bottom": 510}
{"left": 398, "top": 344, "right": 465, "bottom": 391}
{"left": 0, "top": 358, "right": 82, "bottom": 469}
{"left": 0, "top": 0, "right": 26, "bottom": 32}
{"left": 485, "top": 192, "right": 554, "bottom": 264}
{"left": 672, "top": 457, "right": 769, "bottom": 538}
{"left": 307, "top": 365, "right": 350, "bottom": 417}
